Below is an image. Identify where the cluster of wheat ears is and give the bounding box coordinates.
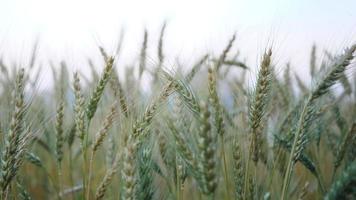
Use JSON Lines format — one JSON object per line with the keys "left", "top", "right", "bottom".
{"left": 0, "top": 25, "right": 355, "bottom": 200}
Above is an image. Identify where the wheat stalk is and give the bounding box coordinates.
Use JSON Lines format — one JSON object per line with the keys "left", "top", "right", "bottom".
{"left": 281, "top": 44, "right": 356, "bottom": 200}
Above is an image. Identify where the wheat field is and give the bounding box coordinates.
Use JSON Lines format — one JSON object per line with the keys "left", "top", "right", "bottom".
{"left": 0, "top": 26, "right": 355, "bottom": 200}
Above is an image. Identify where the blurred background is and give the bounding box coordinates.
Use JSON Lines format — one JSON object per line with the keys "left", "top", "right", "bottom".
{"left": 0, "top": 0, "right": 355, "bottom": 88}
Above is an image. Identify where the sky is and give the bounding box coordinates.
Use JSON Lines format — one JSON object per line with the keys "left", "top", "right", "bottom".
{"left": 0, "top": 0, "right": 355, "bottom": 86}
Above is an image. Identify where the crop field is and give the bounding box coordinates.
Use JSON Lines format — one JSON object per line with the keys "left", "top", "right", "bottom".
{"left": 0, "top": 26, "right": 355, "bottom": 200}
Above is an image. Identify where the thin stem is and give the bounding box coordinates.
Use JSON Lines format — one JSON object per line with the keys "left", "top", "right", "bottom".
{"left": 243, "top": 140, "right": 253, "bottom": 200}
{"left": 280, "top": 138, "right": 297, "bottom": 199}
{"left": 82, "top": 147, "right": 88, "bottom": 198}
{"left": 316, "top": 171, "right": 326, "bottom": 195}
{"left": 57, "top": 163, "right": 63, "bottom": 200}
{"left": 280, "top": 100, "right": 309, "bottom": 200}
{"left": 314, "top": 154, "right": 326, "bottom": 195}
{"left": 176, "top": 157, "right": 181, "bottom": 200}
{"left": 68, "top": 147, "right": 74, "bottom": 200}
{"left": 82, "top": 125, "right": 90, "bottom": 198}
{"left": 267, "top": 147, "right": 284, "bottom": 191}
{"left": 86, "top": 151, "right": 95, "bottom": 200}
{"left": 42, "top": 166, "right": 61, "bottom": 200}
{"left": 220, "top": 135, "right": 231, "bottom": 198}
{"left": 331, "top": 168, "right": 337, "bottom": 184}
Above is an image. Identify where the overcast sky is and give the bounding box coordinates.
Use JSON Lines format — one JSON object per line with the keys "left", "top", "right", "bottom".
{"left": 0, "top": 0, "right": 355, "bottom": 84}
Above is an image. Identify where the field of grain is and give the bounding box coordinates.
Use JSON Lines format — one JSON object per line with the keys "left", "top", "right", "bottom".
{"left": 0, "top": 26, "right": 355, "bottom": 200}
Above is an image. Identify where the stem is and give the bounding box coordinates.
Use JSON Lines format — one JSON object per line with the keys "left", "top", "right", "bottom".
{"left": 281, "top": 100, "right": 309, "bottom": 200}
{"left": 331, "top": 168, "right": 337, "bottom": 184}
{"left": 180, "top": 180, "right": 185, "bottom": 200}
{"left": 254, "top": 164, "right": 258, "bottom": 198}
{"left": 267, "top": 147, "right": 283, "bottom": 191}
{"left": 1, "top": 187, "right": 9, "bottom": 200}
{"left": 314, "top": 156, "right": 326, "bottom": 195}
{"left": 316, "top": 171, "right": 326, "bottom": 195}
{"left": 57, "top": 163, "right": 63, "bottom": 200}
{"left": 86, "top": 151, "right": 95, "bottom": 200}
{"left": 68, "top": 147, "right": 74, "bottom": 200}
{"left": 42, "top": 166, "right": 61, "bottom": 200}
{"left": 205, "top": 194, "right": 215, "bottom": 200}
{"left": 281, "top": 161, "right": 294, "bottom": 200}
{"left": 176, "top": 161, "right": 181, "bottom": 200}
{"left": 243, "top": 137, "right": 253, "bottom": 200}
{"left": 82, "top": 148, "right": 87, "bottom": 199}
{"left": 82, "top": 125, "right": 90, "bottom": 198}
{"left": 220, "top": 135, "right": 231, "bottom": 198}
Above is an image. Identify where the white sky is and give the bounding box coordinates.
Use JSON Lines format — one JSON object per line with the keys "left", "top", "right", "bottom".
{"left": 0, "top": 0, "right": 355, "bottom": 84}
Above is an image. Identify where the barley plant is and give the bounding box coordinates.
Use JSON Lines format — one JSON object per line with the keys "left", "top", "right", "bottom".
{"left": 0, "top": 26, "right": 355, "bottom": 200}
